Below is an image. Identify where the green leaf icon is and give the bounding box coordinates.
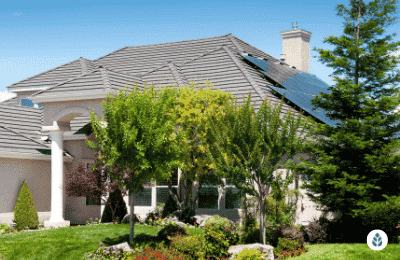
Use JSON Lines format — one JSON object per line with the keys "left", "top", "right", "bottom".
{"left": 372, "top": 233, "right": 382, "bottom": 247}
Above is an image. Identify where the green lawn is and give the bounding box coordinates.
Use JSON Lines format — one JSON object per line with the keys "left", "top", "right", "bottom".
{"left": 0, "top": 223, "right": 204, "bottom": 260}
{"left": 0, "top": 223, "right": 399, "bottom": 259}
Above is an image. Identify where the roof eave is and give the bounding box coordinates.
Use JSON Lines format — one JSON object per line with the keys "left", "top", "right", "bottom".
{"left": 30, "top": 92, "right": 108, "bottom": 103}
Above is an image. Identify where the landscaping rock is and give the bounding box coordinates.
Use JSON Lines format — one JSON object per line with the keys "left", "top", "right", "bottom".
{"left": 193, "top": 214, "right": 215, "bottom": 228}
{"left": 160, "top": 215, "right": 197, "bottom": 228}
{"left": 228, "top": 243, "right": 274, "bottom": 260}
{"left": 102, "top": 242, "right": 133, "bottom": 254}
{"left": 121, "top": 214, "right": 145, "bottom": 224}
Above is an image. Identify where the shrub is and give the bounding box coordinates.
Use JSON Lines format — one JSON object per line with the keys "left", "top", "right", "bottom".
{"left": 352, "top": 195, "right": 400, "bottom": 244}
{"left": 280, "top": 226, "right": 305, "bottom": 248}
{"left": 101, "top": 188, "right": 127, "bottom": 224}
{"left": 13, "top": 180, "right": 39, "bottom": 231}
{"left": 169, "top": 234, "right": 206, "bottom": 259}
{"left": 305, "top": 216, "right": 329, "bottom": 244}
{"left": 0, "top": 223, "right": 12, "bottom": 235}
{"left": 157, "top": 222, "right": 188, "bottom": 241}
{"left": 144, "top": 202, "right": 165, "bottom": 226}
{"left": 298, "top": 225, "right": 309, "bottom": 242}
{"left": 161, "top": 188, "right": 179, "bottom": 219}
{"left": 238, "top": 196, "right": 263, "bottom": 244}
{"left": 84, "top": 244, "right": 189, "bottom": 260}
{"left": 273, "top": 237, "right": 302, "bottom": 259}
{"left": 232, "top": 247, "right": 264, "bottom": 260}
{"left": 203, "top": 215, "right": 240, "bottom": 259}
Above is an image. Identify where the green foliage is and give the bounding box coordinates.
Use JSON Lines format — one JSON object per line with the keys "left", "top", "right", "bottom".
{"left": 232, "top": 247, "right": 264, "bottom": 260}
{"left": 352, "top": 194, "right": 400, "bottom": 243}
{"left": 305, "top": 216, "right": 329, "bottom": 244}
{"left": 0, "top": 223, "right": 12, "bottom": 235}
{"left": 169, "top": 234, "right": 206, "bottom": 259}
{"left": 298, "top": 225, "right": 309, "bottom": 243}
{"left": 292, "top": 0, "right": 400, "bottom": 241}
{"left": 87, "top": 83, "right": 187, "bottom": 245}
{"left": 280, "top": 226, "right": 305, "bottom": 248}
{"left": 207, "top": 90, "right": 315, "bottom": 244}
{"left": 238, "top": 197, "right": 262, "bottom": 244}
{"left": 101, "top": 188, "right": 127, "bottom": 223}
{"left": 13, "top": 180, "right": 39, "bottom": 231}
{"left": 157, "top": 222, "right": 188, "bottom": 241}
{"left": 203, "top": 215, "right": 240, "bottom": 259}
{"left": 168, "top": 82, "right": 237, "bottom": 222}
{"left": 161, "top": 188, "right": 179, "bottom": 219}
{"left": 273, "top": 237, "right": 302, "bottom": 259}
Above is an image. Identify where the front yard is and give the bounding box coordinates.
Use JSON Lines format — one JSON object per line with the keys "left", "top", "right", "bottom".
{"left": 0, "top": 223, "right": 399, "bottom": 259}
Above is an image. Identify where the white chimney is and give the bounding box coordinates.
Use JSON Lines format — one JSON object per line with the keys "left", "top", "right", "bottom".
{"left": 280, "top": 23, "right": 312, "bottom": 73}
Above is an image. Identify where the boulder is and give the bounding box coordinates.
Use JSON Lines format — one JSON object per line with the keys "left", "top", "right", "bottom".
{"left": 102, "top": 242, "right": 133, "bottom": 254}
{"left": 121, "top": 214, "right": 144, "bottom": 224}
{"left": 228, "top": 243, "right": 274, "bottom": 260}
{"left": 193, "top": 214, "right": 215, "bottom": 228}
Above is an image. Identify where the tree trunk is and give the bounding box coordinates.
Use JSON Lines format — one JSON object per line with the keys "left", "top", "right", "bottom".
{"left": 260, "top": 197, "right": 266, "bottom": 245}
{"left": 129, "top": 189, "right": 135, "bottom": 247}
{"left": 166, "top": 178, "right": 184, "bottom": 211}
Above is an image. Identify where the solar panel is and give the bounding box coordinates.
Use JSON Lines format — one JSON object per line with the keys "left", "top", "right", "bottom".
{"left": 240, "top": 54, "right": 341, "bottom": 127}
{"left": 240, "top": 53, "right": 400, "bottom": 141}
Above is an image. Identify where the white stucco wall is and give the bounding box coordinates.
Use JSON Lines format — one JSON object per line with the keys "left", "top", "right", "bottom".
{"left": 0, "top": 157, "right": 52, "bottom": 226}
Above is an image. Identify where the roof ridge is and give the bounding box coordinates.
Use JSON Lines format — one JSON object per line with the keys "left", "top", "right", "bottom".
{"left": 181, "top": 45, "right": 226, "bottom": 66}
{"left": 138, "top": 63, "right": 171, "bottom": 78}
{"left": 222, "top": 45, "right": 267, "bottom": 101}
{"left": 111, "top": 34, "right": 231, "bottom": 52}
{"left": 29, "top": 67, "right": 102, "bottom": 98}
{"left": 226, "top": 34, "right": 245, "bottom": 53}
{"left": 6, "top": 57, "right": 86, "bottom": 90}
{"left": 99, "top": 67, "right": 112, "bottom": 93}
{"left": 167, "top": 62, "right": 188, "bottom": 87}
{"left": 93, "top": 46, "right": 130, "bottom": 63}
{"left": 79, "top": 57, "right": 89, "bottom": 76}
{"left": 0, "top": 124, "right": 50, "bottom": 149}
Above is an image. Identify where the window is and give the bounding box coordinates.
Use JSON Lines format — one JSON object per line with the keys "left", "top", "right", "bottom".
{"left": 86, "top": 197, "right": 101, "bottom": 206}
{"left": 20, "top": 98, "right": 43, "bottom": 108}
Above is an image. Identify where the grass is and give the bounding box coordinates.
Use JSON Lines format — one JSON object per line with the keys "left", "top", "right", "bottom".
{"left": 0, "top": 223, "right": 204, "bottom": 260}
{"left": 0, "top": 222, "right": 399, "bottom": 259}
{"left": 295, "top": 243, "right": 400, "bottom": 260}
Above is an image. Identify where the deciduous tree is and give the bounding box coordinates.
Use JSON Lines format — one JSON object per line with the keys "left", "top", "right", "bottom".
{"left": 163, "top": 82, "right": 236, "bottom": 222}
{"left": 86, "top": 84, "right": 186, "bottom": 246}
{"left": 206, "top": 93, "right": 316, "bottom": 245}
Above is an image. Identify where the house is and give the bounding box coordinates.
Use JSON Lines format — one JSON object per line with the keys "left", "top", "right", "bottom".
{"left": 0, "top": 27, "right": 344, "bottom": 229}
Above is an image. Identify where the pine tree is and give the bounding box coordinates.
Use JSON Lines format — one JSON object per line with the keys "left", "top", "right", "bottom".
{"left": 293, "top": 0, "right": 400, "bottom": 242}
{"left": 13, "top": 180, "right": 39, "bottom": 231}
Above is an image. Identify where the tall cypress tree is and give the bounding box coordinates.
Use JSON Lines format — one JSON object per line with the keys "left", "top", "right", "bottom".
{"left": 293, "top": 0, "right": 400, "bottom": 242}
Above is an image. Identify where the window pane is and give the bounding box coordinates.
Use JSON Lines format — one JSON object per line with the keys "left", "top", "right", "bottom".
{"left": 198, "top": 186, "right": 218, "bottom": 209}
{"left": 135, "top": 187, "right": 152, "bottom": 206}
{"left": 225, "top": 186, "right": 243, "bottom": 209}
{"left": 86, "top": 197, "right": 101, "bottom": 206}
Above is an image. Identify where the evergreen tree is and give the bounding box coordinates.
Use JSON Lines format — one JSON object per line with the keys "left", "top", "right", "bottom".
{"left": 101, "top": 188, "right": 128, "bottom": 223}
{"left": 293, "top": 0, "right": 400, "bottom": 242}
{"left": 13, "top": 180, "right": 39, "bottom": 231}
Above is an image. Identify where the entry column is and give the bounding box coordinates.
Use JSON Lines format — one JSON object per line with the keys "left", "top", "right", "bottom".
{"left": 43, "top": 122, "right": 70, "bottom": 229}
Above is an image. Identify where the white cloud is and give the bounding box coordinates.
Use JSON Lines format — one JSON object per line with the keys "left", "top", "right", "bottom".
{"left": 0, "top": 91, "right": 17, "bottom": 103}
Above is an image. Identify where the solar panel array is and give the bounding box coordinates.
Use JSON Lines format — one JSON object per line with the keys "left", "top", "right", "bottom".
{"left": 240, "top": 54, "right": 341, "bottom": 127}
{"left": 241, "top": 53, "right": 400, "bottom": 141}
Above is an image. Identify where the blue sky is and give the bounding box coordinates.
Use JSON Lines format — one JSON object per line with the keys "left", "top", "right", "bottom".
{"left": 1, "top": 0, "right": 399, "bottom": 102}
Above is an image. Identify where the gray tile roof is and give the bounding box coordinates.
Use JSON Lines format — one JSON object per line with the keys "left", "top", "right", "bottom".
{"left": 0, "top": 104, "right": 44, "bottom": 142}
{"left": 6, "top": 57, "right": 96, "bottom": 91}
{"left": 2, "top": 33, "right": 337, "bottom": 156}
{"left": 0, "top": 124, "right": 51, "bottom": 156}
{"left": 29, "top": 66, "right": 145, "bottom": 100}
